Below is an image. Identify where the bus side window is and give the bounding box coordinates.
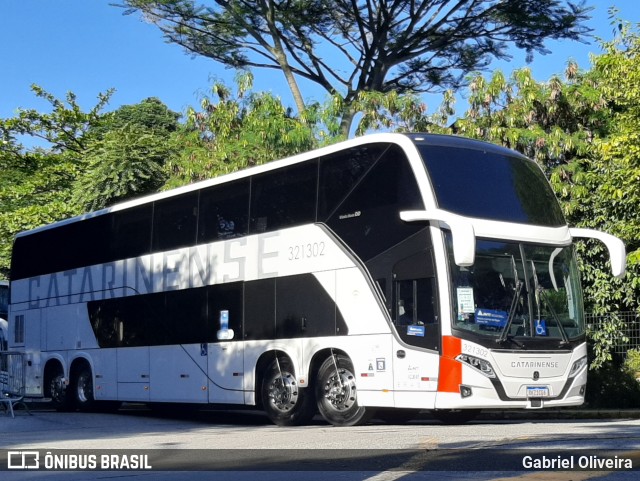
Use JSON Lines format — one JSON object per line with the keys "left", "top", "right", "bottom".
{"left": 111, "top": 205, "right": 153, "bottom": 261}
{"left": 392, "top": 250, "right": 440, "bottom": 351}
{"left": 395, "top": 279, "right": 437, "bottom": 325}
{"left": 199, "top": 179, "right": 250, "bottom": 242}
{"left": 250, "top": 161, "right": 318, "bottom": 233}
{"left": 152, "top": 192, "right": 198, "bottom": 251}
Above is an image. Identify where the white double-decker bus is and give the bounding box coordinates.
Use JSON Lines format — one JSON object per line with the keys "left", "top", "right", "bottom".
{"left": 8, "top": 133, "right": 625, "bottom": 426}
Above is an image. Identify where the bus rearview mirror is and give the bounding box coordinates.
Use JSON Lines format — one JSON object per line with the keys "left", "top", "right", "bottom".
{"left": 400, "top": 209, "right": 476, "bottom": 266}
{"left": 569, "top": 228, "right": 627, "bottom": 278}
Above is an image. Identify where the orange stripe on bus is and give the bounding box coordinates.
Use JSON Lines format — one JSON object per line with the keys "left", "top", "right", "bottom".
{"left": 438, "top": 336, "right": 462, "bottom": 393}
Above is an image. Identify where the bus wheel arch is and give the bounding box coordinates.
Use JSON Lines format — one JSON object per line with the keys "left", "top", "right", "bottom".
{"left": 258, "top": 350, "right": 315, "bottom": 426}
{"left": 315, "top": 352, "right": 372, "bottom": 426}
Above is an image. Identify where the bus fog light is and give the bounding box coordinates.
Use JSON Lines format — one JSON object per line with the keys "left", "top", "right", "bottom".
{"left": 460, "top": 385, "right": 473, "bottom": 398}
{"left": 456, "top": 354, "right": 496, "bottom": 378}
{"left": 569, "top": 356, "right": 587, "bottom": 378}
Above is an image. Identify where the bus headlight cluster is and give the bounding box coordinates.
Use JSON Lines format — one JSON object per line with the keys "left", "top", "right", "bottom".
{"left": 456, "top": 354, "right": 496, "bottom": 378}
{"left": 568, "top": 356, "right": 587, "bottom": 378}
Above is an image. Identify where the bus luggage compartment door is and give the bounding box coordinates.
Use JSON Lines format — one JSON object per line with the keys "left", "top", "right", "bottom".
{"left": 117, "top": 347, "right": 150, "bottom": 402}
{"left": 208, "top": 342, "right": 244, "bottom": 404}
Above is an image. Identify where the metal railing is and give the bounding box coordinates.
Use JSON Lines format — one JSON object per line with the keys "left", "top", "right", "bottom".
{"left": 586, "top": 311, "right": 640, "bottom": 356}
{"left": 0, "top": 351, "right": 30, "bottom": 417}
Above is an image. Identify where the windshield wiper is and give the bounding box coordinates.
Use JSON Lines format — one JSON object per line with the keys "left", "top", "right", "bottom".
{"left": 530, "top": 260, "right": 570, "bottom": 346}
{"left": 497, "top": 256, "right": 524, "bottom": 347}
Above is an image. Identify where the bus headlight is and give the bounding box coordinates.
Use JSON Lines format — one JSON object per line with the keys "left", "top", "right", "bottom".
{"left": 456, "top": 354, "right": 496, "bottom": 378}
{"left": 568, "top": 356, "right": 587, "bottom": 378}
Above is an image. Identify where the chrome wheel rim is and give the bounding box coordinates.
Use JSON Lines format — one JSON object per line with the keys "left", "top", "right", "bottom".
{"left": 322, "top": 368, "right": 357, "bottom": 412}
{"left": 267, "top": 371, "right": 299, "bottom": 413}
{"left": 77, "top": 372, "right": 91, "bottom": 403}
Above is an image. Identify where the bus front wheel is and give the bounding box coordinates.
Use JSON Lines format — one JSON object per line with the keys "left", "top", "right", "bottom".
{"left": 315, "top": 354, "right": 371, "bottom": 426}
{"left": 261, "top": 357, "right": 315, "bottom": 426}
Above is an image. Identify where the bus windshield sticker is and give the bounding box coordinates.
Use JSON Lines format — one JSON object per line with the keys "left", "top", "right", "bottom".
{"left": 456, "top": 287, "right": 475, "bottom": 317}
{"left": 406, "top": 325, "right": 425, "bottom": 337}
{"left": 535, "top": 319, "right": 548, "bottom": 336}
{"left": 475, "top": 309, "right": 508, "bottom": 328}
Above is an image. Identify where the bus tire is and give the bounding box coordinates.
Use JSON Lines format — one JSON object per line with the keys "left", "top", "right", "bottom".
{"left": 431, "top": 409, "right": 480, "bottom": 424}
{"left": 315, "top": 354, "right": 371, "bottom": 426}
{"left": 73, "top": 366, "right": 96, "bottom": 412}
{"left": 261, "top": 357, "right": 315, "bottom": 426}
{"left": 49, "top": 372, "right": 73, "bottom": 412}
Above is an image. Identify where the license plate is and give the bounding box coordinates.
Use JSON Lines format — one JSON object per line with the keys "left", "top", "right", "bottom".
{"left": 527, "top": 386, "right": 550, "bottom": 398}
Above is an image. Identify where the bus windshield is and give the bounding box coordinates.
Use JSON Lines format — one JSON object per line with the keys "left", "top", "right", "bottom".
{"left": 447, "top": 234, "right": 585, "bottom": 342}
{"left": 417, "top": 143, "right": 566, "bottom": 227}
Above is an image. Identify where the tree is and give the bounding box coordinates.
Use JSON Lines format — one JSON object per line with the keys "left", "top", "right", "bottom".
{"left": 72, "top": 126, "right": 175, "bottom": 211}
{"left": 119, "top": 0, "right": 592, "bottom": 135}
{"left": 73, "top": 98, "right": 181, "bottom": 210}
{"left": 164, "top": 72, "right": 318, "bottom": 188}
{"left": 0, "top": 84, "right": 113, "bottom": 154}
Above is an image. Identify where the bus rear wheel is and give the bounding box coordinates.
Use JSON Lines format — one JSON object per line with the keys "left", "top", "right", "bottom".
{"left": 261, "top": 357, "right": 315, "bottom": 426}
{"left": 49, "top": 372, "right": 73, "bottom": 412}
{"left": 73, "top": 366, "right": 96, "bottom": 412}
{"left": 315, "top": 354, "right": 371, "bottom": 426}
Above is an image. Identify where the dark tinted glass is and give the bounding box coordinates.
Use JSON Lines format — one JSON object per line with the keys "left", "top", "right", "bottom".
{"left": 318, "top": 144, "right": 387, "bottom": 220}
{"left": 244, "top": 279, "right": 276, "bottom": 340}
{"left": 394, "top": 277, "right": 439, "bottom": 351}
{"left": 325, "top": 145, "right": 424, "bottom": 261}
{"left": 111, "top": 205, "right": 153, "bottom": 260}
{"left": 152, "top": 192, "right": 198, "bottom": 251}
{"left": 163, "top": 287, "right": 209, "bottom": 344}
{"left": 199, "top": 179, "right": 249, "bottom": 242}
{"left": 418, "top": 145, "right": 565, "bottom": 226}
{"left": 89, "top": 283, "right": 241, "bottom": 347}
{"left": 275, "top": 274, "right": 340, "bottom": 338}
{"left": 250, "top": 161, "right": 318, "bottom": 233}
{"left": 10, "top": 215, "right": 110, "bottom": 280}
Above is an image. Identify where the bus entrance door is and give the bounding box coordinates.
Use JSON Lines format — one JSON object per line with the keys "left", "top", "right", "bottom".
{"left": 391, "top": 253, "right": 440, "bottom": 409}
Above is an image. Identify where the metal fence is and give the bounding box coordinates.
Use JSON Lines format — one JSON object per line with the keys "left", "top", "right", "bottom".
{"left": 586, "top": 311, "right": 640, "bottom": 356}
{"left": 0, "top": 351, "right": 29, "bottom": 417}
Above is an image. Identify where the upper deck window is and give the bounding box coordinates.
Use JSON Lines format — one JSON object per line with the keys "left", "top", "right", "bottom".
{"left": 417, "top": 144, "right": 565, "bottom": 227}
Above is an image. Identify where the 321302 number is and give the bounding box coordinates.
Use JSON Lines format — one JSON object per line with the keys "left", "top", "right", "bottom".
{"left": 288, "top": 242, "right": 325, "bottom": 261}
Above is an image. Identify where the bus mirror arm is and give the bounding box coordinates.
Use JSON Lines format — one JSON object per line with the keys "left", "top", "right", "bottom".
{"left": 569, "top": 228, "right": 627, "bottom": 278}
{"left": 400, "top": 209, "right": 476, "bottom": 266}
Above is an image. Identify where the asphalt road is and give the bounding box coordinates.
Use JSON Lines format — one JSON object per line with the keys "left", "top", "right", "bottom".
{"left": 1, "top": 404, "right": 640, "bottom": 480}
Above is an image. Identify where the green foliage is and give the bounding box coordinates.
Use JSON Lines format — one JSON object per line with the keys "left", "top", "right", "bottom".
{"left": 587, "top": 313, "right": 629, "bottom": 369}
{"left": 164, "top": 72, "right": 318, "bottom": 188}
{"left": 0, "top": 84, "right": 114, "bottom": 154}
{"left": 91, "top": 97, "right": 180, "bottom": 137}
{"left": 585, "top": 359, "right": 640, "bottom": 409}
{"left": 73, "top": 98, "right": 181, "bottom": 210}
{"left": 624, "top": 349, "right": 640, "bottom": 377}
{"left": 72, "top": 126, "right": 173, "bottom": 211}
